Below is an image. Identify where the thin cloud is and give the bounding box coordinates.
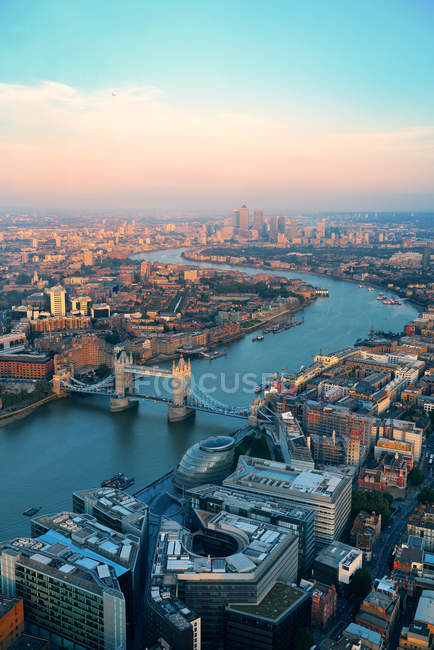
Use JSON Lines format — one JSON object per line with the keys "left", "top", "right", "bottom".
{"left": 0, "top": 82, "right": 433, "bottom": 204}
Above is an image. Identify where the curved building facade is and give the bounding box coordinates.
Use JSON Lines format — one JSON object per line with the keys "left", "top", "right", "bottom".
{"left": 174, "top": 436, "right": 235, "bottom": 491}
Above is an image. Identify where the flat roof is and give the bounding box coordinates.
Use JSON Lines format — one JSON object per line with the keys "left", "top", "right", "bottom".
{"left": 227, "top": 582, "right": 307, "bottom": 621}
{"left": 37, "top": 530, "right": 129, "bottom": 577}
{"left": 415, "top": 590, "right": 434, "bottom": 626}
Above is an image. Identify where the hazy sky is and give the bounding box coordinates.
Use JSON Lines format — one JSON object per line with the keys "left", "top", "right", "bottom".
{"left": 1, "top": 0, "right": 434, "bottom": 213}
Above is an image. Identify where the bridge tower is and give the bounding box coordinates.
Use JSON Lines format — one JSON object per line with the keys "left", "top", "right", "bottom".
{"left": 110, "top": 347, "right": 136, "bottom": 412}
{"left": 168, "top": 355, "right": 194, "bottom": 422}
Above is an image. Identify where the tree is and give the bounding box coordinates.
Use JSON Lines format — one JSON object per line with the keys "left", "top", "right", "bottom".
{"left": 294, "top": 627, "right": 313, "bottom": 650}
{"left": 418, "top": 487, "right": 434, "bottom": 504}
{"left": 95, "top": 364, "right": 111, "bottom": 380}
{"left": 351, "top": 490, "right": 393, "bottom": 528}
{"left": 408, "top": 468, "right": 425, "bottom": 487}
{"left": 350, "top": 568, "right": 372, "bottom": 598}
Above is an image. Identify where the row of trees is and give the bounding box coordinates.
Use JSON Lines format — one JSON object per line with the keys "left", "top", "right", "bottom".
{"left": 0, "top": 380, "right": 52, "bottom": 410}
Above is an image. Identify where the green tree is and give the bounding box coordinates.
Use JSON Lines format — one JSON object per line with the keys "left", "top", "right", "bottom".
{"left": 418, "top": 487, "right": 434, "bottom": 504}
{"left": 408, "top": 468, "right": 425, "bottom": 487}
{"left": 350, "top": 568, "right": 372, "bottom": 598}
{"left": 351, "top": 490, "right": 393, "bottom": 528}
{"left": 95, "top": 364, "right": 111, "bottom": 379}
{"left": 294, "top": 627, "right": 313, "bottom": 650}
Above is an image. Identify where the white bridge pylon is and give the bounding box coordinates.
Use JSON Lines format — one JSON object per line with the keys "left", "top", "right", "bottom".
{"left": 56, "top": 347, "right": 268, "bottom": 424}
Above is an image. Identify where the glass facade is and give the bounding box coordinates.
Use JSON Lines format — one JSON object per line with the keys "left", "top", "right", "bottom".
{"left": 174, "top": 436, "right": 235, "bottom": 490}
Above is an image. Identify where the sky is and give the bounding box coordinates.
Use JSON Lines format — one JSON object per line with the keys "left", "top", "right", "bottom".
{"left": 1, "top": 0, "right": 434, "bottom": 214}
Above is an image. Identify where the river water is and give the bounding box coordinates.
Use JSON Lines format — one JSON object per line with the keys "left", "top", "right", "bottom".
{"left": 0, "top": 248, "right": 418, "bottom": 538}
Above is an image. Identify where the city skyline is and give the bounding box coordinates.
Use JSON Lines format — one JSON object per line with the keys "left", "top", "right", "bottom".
{"left": 1, "top": 0, "right": 434, "bottom": 212}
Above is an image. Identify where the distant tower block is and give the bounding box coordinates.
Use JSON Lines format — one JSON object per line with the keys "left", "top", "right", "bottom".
{"left": 168, "top": 355, "right": 194, "bottom": 422}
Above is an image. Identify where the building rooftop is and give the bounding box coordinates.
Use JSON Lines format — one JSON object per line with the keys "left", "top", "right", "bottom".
{"left": 226, "top": 582, "right": 307, "bottom": 622}
{"left": 0, "top": 594, "right": 21, "bottom": 618}
{"left": 0, "top": 536, "right": 123, "bottom": 597}
{"left": 73, "top": 487, "right": 148, "bottom": 535}
{"left": 224, "top": 456, "right": 350, "bottom": 503}
{"left": 344, "top": 622, "right": 382, "bottom": 646}
{"left": 186, "top": 484, "right": 315, "bottom": 524}
{"left": 32, "top": 512, "right": 140, "bottom": 571}
{"left": 315, "top": 541, "right": 362, "bottom": 569}
{"left": 415, "top": 590, "right": 434, "bottom": 627}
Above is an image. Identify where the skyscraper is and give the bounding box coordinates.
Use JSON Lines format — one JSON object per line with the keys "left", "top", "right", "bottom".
{"left": 422, "top": 244, "right": 432, "bottom": 270}
{"left": 239, "top": 204, "right": 249, "bottom": 230}
{"left": 232, "top": 209, "right": 240, "bottom": 228}
{"left": 48, "top": 285, "right": 66, "bottom": 316}
{"left": 316, "top": 218, "right": 326, "bottom": 239}
{"left": 253, "top": 209, "right": 264, "bottom": 231}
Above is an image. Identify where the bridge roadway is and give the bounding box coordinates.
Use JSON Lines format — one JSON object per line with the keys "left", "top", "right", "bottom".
{"left": 60, "top": 379, "right": 252, "bottom": 420}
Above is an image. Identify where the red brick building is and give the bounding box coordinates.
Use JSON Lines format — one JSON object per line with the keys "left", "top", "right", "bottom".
{"left": 310, "top": 581, "right": 337, "bottom": 629}
{"left": 0, "top": 354, "right": 53, "bottom": 379}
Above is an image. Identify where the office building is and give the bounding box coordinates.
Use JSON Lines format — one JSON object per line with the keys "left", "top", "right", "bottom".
{"left": 70, "top": 295, "right": 92, "bottom": 316}
{"left": 0, "top": 595, "right": 24, "bottom": 649}
{"left": 72, "top": 487, "right": 148, "bottom": 551}
{"left": 239, "top": 205, "right": 249, "bottom": 231}
{"left": 232, "top": 209, "right": 240, "bottom": 228}
{"left": 31, "top": 511, "right": 142, "bottom": 637}
{"left": 48, "top": 285, "right": 66, "bottom": 316}
{"left": 313, "top": 541, "right": 363, "bottom": 587}
{"left": 91, "top": 303, "right": 111, "bottom": 319}
{"left": 173, "top": 436, "right": 236, "bottom": 491}
{"left": 0, "top": 537, "right": 126, "bottom": 649}
{"left": 140, "top": 260, "right": 151, "bottom": 279}
{"left": 253, "top": 209, "right": 264, "bottom": 232}
{"left": 224, "top": 582, "right": 311, "bottom": 650}
{"left": 224, "top": 456, "right": 352, "bottom": 548}
{"left": 278, "top": 411, "right": 314, "bottom": 469}
{"left": 148, "top": 512, "right": 298, "bottom": 649}
{"left": 185, "top": 483, "right": 315, "bottom": 573}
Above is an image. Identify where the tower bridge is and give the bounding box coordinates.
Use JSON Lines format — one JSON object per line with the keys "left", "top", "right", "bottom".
{"left": 53, "top": 347, "right": 270, "bottom": 425}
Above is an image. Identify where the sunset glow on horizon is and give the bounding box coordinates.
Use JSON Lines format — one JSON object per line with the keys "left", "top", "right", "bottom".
{"left": 1, "top": 0, "right": 434, "bottom": 212}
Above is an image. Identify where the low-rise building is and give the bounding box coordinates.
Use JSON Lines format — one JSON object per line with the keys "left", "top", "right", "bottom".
{"left": 414, "top": 590, "right": 434, "bottom": 635}
{"left": 313, "top": 541, "right": 363, "bottom": 587}
{"left": 300, "top": 578, "right": 337, "bottom": 629}
{"left": 407, "top": 504, "right": 434, "bottom": 552}
{"left": 0, "top": 354, "right": 53, "bottom": 379}
{"left": 0, "top": 595, "right": 24, "bottom": 649}
{"left": 355, "top": 577, "right": 400, "bottom": 645}
{"left": 343, "top": 622, "right": 384, "bottom": 650}
{"left": 399, "top": 623, "right": 432, "bottom": 650}
{"left": 351, "top": 511, "right": 382, "bottom": 561}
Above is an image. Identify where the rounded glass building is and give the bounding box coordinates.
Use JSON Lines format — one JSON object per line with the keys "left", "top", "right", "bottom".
{"left": 173, "top": 435, "right": 235, "bottom": 491}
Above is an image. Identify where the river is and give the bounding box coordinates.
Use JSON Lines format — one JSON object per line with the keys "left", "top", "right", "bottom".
{"left": 0, "top": 248, "right": 418, "bottom": 538}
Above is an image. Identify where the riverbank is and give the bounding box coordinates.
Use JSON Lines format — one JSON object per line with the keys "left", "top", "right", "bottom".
{"left": 180, "top": 248, "right": 423, "bottom": 314}
{"left": 0, "top": 393, "right": 62, "bottom": 426}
